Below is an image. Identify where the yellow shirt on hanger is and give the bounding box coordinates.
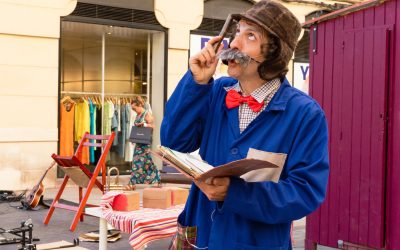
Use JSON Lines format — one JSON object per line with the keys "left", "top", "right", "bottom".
{"left": 74, "top": 100, "right": 90, "bottom": 164}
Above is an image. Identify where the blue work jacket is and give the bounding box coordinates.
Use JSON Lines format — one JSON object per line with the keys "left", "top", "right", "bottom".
{"left": 161, "top": 71, "right": 329, "bottom": 250}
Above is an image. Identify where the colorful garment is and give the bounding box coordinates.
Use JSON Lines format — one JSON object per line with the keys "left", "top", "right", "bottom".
{"left": 74, "top": 100, "right": 90, "bottom": 142}
{"left": 74, "top": 100, "right": 90, "bottom": 164}
{"left": 125, "top": 106, "right": 137, "bottom": 162}
{"left": 59, "top": 102, "right": 75, "bottom": 156}
{"left": 89, "top": 98, "right": 95, "bottom": 163}
{"left": 118, "top": 104, "right": 126, "bottom": 158}
{"left": 170, "top": 224, "right": 197, "bottom": 250}
{"left": 102, "top": 100, "right": 114, "bottom": 136}
{"left": 130, "top": 111, "right": 160, "bottom": 185}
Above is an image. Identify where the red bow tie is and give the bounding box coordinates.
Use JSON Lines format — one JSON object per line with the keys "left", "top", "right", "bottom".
{"left": 225, "top": 89, "right": 264, "bottom": 112}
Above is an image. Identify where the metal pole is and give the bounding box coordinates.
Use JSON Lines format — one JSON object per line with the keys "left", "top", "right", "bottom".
{"left": 101, "top": 32, "right": 105, "bottom": 138}
{"left": 147, "top": 34, "right": 151, "bottom": 101}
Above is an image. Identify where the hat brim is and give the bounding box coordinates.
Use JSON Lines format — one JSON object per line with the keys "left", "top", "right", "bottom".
{"left": 231, "top": 13, "right": 280, "bottom": 40}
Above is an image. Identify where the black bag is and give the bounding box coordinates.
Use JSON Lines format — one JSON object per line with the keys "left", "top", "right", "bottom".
{"left": 129, "top": 126, "right": 153, "bottom": 145}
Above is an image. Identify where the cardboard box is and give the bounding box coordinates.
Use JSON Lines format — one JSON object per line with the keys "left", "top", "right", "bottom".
{"left": 143, "top": 187, "right": 172, "bottom": 209}
{"left": 166, "top": 187, "right": 189, "bottom": 205}
{"left": 112, "top": 191, "right": 140, "bottom": 211}
{"left": 37, "top": 241, "right": 89, "bottom": 250}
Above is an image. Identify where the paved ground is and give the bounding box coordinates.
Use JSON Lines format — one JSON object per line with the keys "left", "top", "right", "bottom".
{"left": 0, "top": 185, "right": 336, "bottom": 250}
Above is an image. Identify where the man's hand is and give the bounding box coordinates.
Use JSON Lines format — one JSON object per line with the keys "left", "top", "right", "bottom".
{"left": 189, "top": 36, "right": 224, "bottom": 84}
{"left": 194, "top": 177, "right": 230, "bottom": 201}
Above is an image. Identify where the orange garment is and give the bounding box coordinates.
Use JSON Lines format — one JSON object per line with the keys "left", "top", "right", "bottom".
{"left": 60, "top": 102, "right": 75, "bottom": 156}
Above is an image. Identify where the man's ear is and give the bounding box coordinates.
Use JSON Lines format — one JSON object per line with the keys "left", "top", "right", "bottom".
{"left": 260, "top": 43, "right": 269, "bottom": 60}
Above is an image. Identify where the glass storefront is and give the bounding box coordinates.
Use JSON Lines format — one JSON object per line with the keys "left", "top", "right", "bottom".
{"left": 59, "top": 21, "right": 165, "bottom": 176}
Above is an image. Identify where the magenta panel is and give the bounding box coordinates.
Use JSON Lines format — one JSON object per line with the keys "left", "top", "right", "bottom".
{"left": 319, "top": 20, "right": 335, "bottom": 246}
{"left": 368, "top": 27, "right": 389, "bottom": 248}
{"left": 327, "top": 17, "right": 344, "bottom": 248}
{"left": 386, "top": 1, "right": 400, "bottom": 249}
{"left": 358, "top": 28, "right": 374, "bottom": 245}
{"left": 348, "top": 29, "right": 363, "bottom": 245}
{"left": 306, "top": 1, "right": 396, "bottom": 249}
{"left": 337, "top": 28, "right": 354, "bottom": 244}
{"left": 305, "top": 22, "right": 325, "bottom": 247}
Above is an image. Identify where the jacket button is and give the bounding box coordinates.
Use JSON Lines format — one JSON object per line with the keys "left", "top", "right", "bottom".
{"left": 231, "top": 148, "right": 238, "bottom": 155}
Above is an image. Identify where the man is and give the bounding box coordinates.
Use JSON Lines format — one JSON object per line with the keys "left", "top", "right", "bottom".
{"left": 161, "top": 0, "right": 329, "bottom": 249}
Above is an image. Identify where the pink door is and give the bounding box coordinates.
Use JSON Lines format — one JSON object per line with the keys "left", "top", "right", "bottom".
{"left": 307, "top": 25, "right": 391, "bottom": 249}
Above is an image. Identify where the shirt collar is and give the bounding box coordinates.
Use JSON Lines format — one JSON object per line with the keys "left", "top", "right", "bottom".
{"left": 265, "top": 77, "right": 292, "bottom": 111}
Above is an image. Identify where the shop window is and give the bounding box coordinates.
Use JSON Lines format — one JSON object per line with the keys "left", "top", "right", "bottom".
{"left": 59, "top": 21, "right": 165, "bottom": 177}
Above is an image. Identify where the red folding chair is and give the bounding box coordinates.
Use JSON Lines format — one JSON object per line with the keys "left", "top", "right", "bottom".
{"left": 43, "top": 132, "right": 115, "bottom": 232}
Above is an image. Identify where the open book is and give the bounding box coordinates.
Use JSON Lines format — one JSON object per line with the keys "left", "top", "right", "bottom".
{"left": 152, "top": 145, "right": 279, "bottom": 182}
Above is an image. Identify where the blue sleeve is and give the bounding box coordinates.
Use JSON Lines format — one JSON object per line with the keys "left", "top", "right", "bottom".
{"left": 220, "top": 108, "right": 329, "bottom": 224}
{"left": 161, "top": 70, "right": 214, "bottom": 152}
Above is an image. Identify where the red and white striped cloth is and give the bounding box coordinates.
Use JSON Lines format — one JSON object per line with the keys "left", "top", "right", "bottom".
{"left": 100, "top": 191, "right": 184, "bottom": 250}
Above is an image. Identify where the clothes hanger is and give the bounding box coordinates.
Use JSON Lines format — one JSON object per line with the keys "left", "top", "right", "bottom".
{"left": 60, "top": 95, "right": 71, "bottom": 103}
{"left": 60, "top": 96, "right": 68, "bottom": 103}
{"left": 60, "top": 95, "right": 76, "bottom": 105}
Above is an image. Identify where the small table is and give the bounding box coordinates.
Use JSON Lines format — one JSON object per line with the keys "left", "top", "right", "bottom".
{"left": 85, "top": 205, "right": 184, "bottom": 250}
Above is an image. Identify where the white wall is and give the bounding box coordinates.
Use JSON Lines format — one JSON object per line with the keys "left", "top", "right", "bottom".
{"left": 0, "top": 0, "right": 77, "bottom": 190}
{"left": 154, "top": 0, "right": 203, "bottom": 98}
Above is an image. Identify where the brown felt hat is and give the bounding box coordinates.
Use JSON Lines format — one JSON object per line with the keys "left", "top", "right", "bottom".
{"left": 232, "top": 0, "right": 301, "bottom": 80}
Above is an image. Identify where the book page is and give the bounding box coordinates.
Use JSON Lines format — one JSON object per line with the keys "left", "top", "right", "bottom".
{"left": 181, "top": 154, "right": 214, "bottom": 174}
{"left": 158, "top": 147, "right": 214, "bottom": 175}
{"left": 157, "top": 147, "right": 196, "bottom": 177}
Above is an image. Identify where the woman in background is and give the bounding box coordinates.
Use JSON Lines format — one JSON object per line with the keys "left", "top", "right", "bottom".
{"left": 126, "top": 96, "right": 160, "bottom": 190}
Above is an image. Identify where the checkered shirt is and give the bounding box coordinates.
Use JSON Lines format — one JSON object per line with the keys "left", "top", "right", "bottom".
{"left": 224, "top": 78, "right": 281, "bottom": 133}
{"left": 170, "top": 223, "right": 198, "bottom": 250}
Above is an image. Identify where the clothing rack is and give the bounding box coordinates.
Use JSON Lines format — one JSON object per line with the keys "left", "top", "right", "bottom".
{"left": 61, "top": 91, "right": 102, "bottom": 95}
{"left": 61, "top": 91, "right": 144, "bottom": 97}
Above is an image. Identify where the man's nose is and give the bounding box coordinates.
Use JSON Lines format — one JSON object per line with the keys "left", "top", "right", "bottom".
{"left": 229, "top": 35, "right": 241, "bottom": 50}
